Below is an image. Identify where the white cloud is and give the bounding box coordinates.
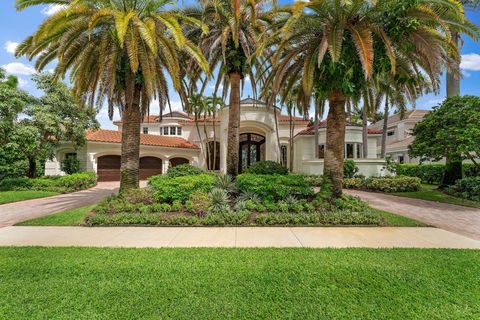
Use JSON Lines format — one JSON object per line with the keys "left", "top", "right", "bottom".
{"left": 17, "top": 78, "right": 28, "bottom": 88}
{"left": 460, "top": 53, "right": 480, "bottom": 71}
{"left": 4, "top": 41, "right": 19, "bottom": 55}
{"left": 41, "top": 4, "right": 65, "bottom": 16}
{"left": 1, "top": 62, "right": 36, "bottom": 75}
{"left": 425, "top": 98, "right": 444, "bottom": 107}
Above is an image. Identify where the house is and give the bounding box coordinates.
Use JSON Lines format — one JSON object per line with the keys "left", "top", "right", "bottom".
{"left": 369, "top": 109, "right": 430, "bottom": 164}
{"left": 45, "top": 98, "right": 386, "bottom": 180}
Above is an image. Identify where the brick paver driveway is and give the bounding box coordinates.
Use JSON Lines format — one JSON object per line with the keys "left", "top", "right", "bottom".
{"left": 346, "top": 190, "right": 480, "bottom": 240}
{"left": 0, "top": 182, "right": 120, "bottom": 227}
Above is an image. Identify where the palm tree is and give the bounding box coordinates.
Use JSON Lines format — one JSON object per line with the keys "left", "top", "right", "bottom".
{"left": 15, "top": 0, "right": 209, "bottom": 192}
{"left": 262, "top": 0, "right": 471, "bottom": 197}
{"left": 186, "top": 93, "right": 210, "bottom": 168}
{"left": 183, "top": 0, "right": 274, "bottom": 176}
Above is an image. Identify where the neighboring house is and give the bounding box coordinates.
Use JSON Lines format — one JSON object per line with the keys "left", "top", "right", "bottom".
{"left": 369, "top": 109, "right": 431, "bottom": 164}
{"left": 46, "top": 98, "right": 385, "bottom": 180}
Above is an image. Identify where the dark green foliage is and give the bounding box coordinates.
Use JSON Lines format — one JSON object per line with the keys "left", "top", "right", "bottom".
{"left": 255, "top": 210, "right": 381, "bottom": 226}
{"left": 61, "top": 156, "right": 80, "bottom": 175}
{"left": 244, "top": 161, "right": 289, "bottom": 175}
{"left": 343, "top": 160, "right": 359, "bottom": 178}
{"left": 236, "top": 174, "right": 314, "bottom": 201}
{"left": 166, "top": 164, "right": 205, "bottom": 178}
{"left": 443, "top": 158, "right": 463, "bottom": 187}
{"left": 0, "top": 172, "right": 97, "bottom": 193}
{"left": 446, "top": 177, "right": 480, "bottom": 202}
{"left": 397, "top": 163, "right": 480, "bottom": 184}
{"left": 148, "top": 174, "right": 215, "bottom": 202}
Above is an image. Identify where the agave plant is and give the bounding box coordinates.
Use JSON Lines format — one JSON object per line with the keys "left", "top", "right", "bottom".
{"left": 214, "top": 175, "right": 237, "bottom": 193}
{"left": 209, "top": 188, "right": 230, "bottom": 213}
{"left": 238, "top": 190, "right": 260, "bottom": 203}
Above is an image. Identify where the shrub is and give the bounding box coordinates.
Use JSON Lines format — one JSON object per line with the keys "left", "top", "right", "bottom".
{"left": 396, "top": 164, "right": 445, "bottom": 184}
{"left": 244, "top": 161, "right": 288, "bottom": 175}
{"left": 148, "top": 174, "right": 215, "bottom": 202}
{"left": 464, "top": 164, "right": 480, "bottom": 178}
{"left": 188, "top": 190, "right": 212, "bottom": 215}
{"left": 0, "top": 172, "right": 97, "bottom": 193}
{"left": 365, "top": 176, "right": 421, "bottom": 193}
{"left": 343, "top": 178, "right": 364, "bottom": 189}
{"left": 62, "top": 157, "right": 80, "bottom": 175}
{"left": 237, "top": 174, "right": 314, "bottom": 201}
{"left": 214, "top": 175, "right": 237, "bottom": 193}
{"left": 255, "top": 210, "right": 380, "bottom": 226}
{"left": 119, "top": 188, "right": 155, "bottom": 205}
{"left": 172, "top": 200, "right": 183, "bottom": 212}
{"left": 343, "top": 160, "right": 359, "bottom": 178}
{"left": 209, "top": 188, "right": 230, "bottom": 213}
{"left": 446, "top": 177, "right": 480, "bottom": 202}
{"left": 202, "top": 211, "right": 250, "bottom": 226}
{"left": 166, "top": 164, "right": 204, "bottom": 177}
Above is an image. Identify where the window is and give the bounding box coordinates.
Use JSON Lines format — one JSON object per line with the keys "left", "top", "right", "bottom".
{"left": 318, "top": 144, "right": 325, "bottom": 159}
{"left": 143, "top": 127, "right": 149, "bottom": 134}
{"left": 177, "top": 126, "right": 182, "bottom": 135}
{"left": 163, "top": 127, "right": 169, "bottom": 135}
{"left": 398, "top": 155, "right": 405, "bottom": 164}
{"left": 346, "top": 143, "right": 354, "bottom": 159}
{"left": 387, "top": 130, "right": 395, "bottom": 137}
{"left": 356, "top": 144, "right": 363, "bottom": 159}
{"left": 170, "top": 126, "right": 176, "bottom": 135}
{"left": 280, "top": 145, "right": 288, "bottom": 167}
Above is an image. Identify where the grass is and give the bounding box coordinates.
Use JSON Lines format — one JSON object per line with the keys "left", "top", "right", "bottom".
{"left": 0, "top": 191, "right": 58, "bottom": 205}
{"left": 15, "top": 205, "right": 94, "bottom": 226}
{"left": 374, "top": 209, "right": 427, "bottom": 227}
{"left": 392, "top": 184, "right": 480, "bottom": 208}
{"left": 0, "top": 247, "right": 479, "bottom": 319}
{"left": 16, "top": 205, "right": 424, "bottom": 227}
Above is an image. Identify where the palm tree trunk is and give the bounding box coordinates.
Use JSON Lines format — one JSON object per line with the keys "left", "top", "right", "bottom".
{"left": 213, "top": 109, "right": 217, "bottom": 171}
{"left": 381, "top": 97, "right": 389, "bottom": 158}
{"left": 446, "top": 31, "right": 460, "bottom": 97}
{"left": 273, "top": 105, "right": 282, "bottom": 162}
{"left": 226, "top": 71, "right": 241, "bottom": 176}
{"left": 314, "top": 98, "right": 319, "bottom": 159}
{"left": 203, "top": 114, "right": 211, "bottom": 170}
{"left": 324, "top": 90, "right": 346, "bottom": 197}
{"left": 120, "top": 86, "right": 142, "bottom": 192}
{"left": 289, "top": 108, "right": 294, "bottom": 172}
{"left": 362, "top": 106, "right": 368, "bottom": 158}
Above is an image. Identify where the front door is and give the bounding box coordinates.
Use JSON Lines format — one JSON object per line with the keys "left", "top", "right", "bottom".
{"left": 238, "top": 133, "right": 265, "bottom": 173}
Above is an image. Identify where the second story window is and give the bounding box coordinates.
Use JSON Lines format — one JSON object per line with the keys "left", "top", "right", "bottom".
{"left": 163, "top": 127, "right": 169, "bottom": 135}
{"left": 159, "top": 126, "right": 182, "bottom": 136}
{"left": 387, "top": 130, "right": 395, "bottom": 137}
{"left": 170, "top": 126, "right": 176, "bottom": 135}
{"left": 177, "top": 126, "right": 182, "bottom": 135}
{"left": 143, "top": 127, "right": 149, "bottom": 134}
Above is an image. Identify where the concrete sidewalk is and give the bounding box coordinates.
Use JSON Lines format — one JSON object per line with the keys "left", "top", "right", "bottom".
{"left": 1, "top": 226, "right": 479, "bottom": 248}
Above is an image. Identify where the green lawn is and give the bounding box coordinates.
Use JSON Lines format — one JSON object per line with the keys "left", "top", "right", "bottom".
{"left": 0, "top": 247, "right": 479, "bottom": 319}
{"left": 0, "top": 191, "right": 59, "bottom": 205}
{"left": 392, "top": 184, "right": 480, "bottom": 208}
{"left": 15, "top": 205, "right": 94, "bottom": 226}
{"left": 16, "top": 205, "right": 424, "bottom": 227}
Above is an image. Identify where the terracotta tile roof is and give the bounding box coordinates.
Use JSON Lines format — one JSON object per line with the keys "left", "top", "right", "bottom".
{"left": 277, "top": 115, "right": 309, "bottom": 123}
{"left": 367, "top": 129, "right": 383, "bottom": 134}
{"left": 86, "top": 129, "right": 199, "bottom": 149}
{"left": 113, "top": 111, "right": 191, "bottom": 125}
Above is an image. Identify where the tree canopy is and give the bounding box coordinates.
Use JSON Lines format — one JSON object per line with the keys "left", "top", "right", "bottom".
{"left": 409, "top": 95, "right": 480, "bottom": 166}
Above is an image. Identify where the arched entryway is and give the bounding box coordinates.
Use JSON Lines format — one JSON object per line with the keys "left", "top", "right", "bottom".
{"left": 97, "top": 155, "right": 121, "bottom": 182}
{"left": 170, "top": 157, "right": 190, "bottom": 168}
{"left": 207, "top": 141, "right": 220, "bottom": 171}
{"left": 239, "top": 133, "right": 265, "bottom": 173}
{"left": 139, "top": 156, "right": 163, "bottom": 180}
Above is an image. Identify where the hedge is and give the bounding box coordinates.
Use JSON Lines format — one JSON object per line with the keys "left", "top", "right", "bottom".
{"left": 0, "top": 172, "right": 97, "bottom": 193}
{"left": 446, "top": 177, "right": 480, "bottom": 202}
{"left": 166, "top": 164, "right": 204, "bottom": 177}
{"left": 148, "top": 174, "right": 215, "bottom": 203}
{"left": 244, "top": 161, "right": 288, "bottom": 175}
{"left": 344, "top": 176, "right": 421, "bottom": 193}
{"left": 397, "top": 163, "right": 480, "bottom": 184}
{"left": 237, "top": 174, "right": 314, "bottom": 201}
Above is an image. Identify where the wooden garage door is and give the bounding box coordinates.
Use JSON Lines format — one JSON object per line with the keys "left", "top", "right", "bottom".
{"left": 140, "top": 157, "right": 162, "bottom": 180}
{"left": 97, "top": 155, "right": 121, "bottom": 182}
{"left": 170, "top": 157, "right": 189, "bottom": 168}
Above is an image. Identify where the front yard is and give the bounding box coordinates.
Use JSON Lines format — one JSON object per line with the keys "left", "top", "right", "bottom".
{"left": 392, "top": 184, "right": 480, "bottom": 208}
{"left": 0, "top": 247, "right": 479, "bottom": 319}
{"left": 0, "top": 191, "right": 58, "bottom": 205}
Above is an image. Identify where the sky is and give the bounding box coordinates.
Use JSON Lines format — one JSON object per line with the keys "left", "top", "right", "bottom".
{"left": 1, "top": 0, "right": 480, "bottom": 129}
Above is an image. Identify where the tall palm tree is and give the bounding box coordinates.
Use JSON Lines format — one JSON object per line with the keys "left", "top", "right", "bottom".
{"left": 262, "top": 0, "right": 472, "bottom": 197}
{"left": 182, "top": 0, "right": 274, "bottom": 176}
{"left": 15, "top": 0, "right": 209, "bottom": 192}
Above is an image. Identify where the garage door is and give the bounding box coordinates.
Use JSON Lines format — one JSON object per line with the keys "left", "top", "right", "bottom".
{"left": 97, "top": 155, "right": 121, "bottom": 182}
{"left": 170, "top": 157, "right": 190, "bottom": 168}
{"left": 140, "top": 157, "right": 163, "bottom": 180}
